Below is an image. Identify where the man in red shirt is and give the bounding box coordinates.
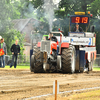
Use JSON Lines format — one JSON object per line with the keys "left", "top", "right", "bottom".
{"left": 48, "top": 33, "right": 59, "bottom": 55}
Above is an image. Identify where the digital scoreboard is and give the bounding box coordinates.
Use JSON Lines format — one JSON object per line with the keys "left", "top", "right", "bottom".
{"left": 71, "top": 17, "right": 89, "bottom": 24}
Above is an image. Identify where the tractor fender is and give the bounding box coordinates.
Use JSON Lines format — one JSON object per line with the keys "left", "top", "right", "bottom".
{"left": 50, "top": 42, "right": 57, "bottom": 54}
{"left": 51, "top": 42, "right": 57, "bottom": 50}
{"left": 61, "top": 42, "right": 69, "bottom": 48}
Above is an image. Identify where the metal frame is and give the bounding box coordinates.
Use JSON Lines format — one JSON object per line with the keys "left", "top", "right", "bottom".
{"left": 68, "top": 32, "right": 85, "bottom": 37}
{"left": 51, "top": 32, "right": 63, "bottom": 36}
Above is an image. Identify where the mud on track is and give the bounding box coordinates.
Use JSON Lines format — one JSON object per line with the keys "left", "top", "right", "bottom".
{"left": 0, "top": 69, "right": 100, "bottom": 100}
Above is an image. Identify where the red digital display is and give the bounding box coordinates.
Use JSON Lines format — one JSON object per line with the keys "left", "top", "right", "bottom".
{"left": 71, "top": 17, "right": 88, "bottom": 24}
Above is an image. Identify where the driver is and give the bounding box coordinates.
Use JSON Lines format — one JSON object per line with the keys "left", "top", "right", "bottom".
{"left": 48, "top": 33, "right": 58, "bottom": 45}
{"left": 43, "top": 36, "right": 46, "bottom": 40}
{"left": 74, "top": 23, "right": 83, "bottom": 32}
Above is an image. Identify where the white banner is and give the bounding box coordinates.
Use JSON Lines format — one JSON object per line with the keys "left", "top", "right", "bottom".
{"left": 56, "top": 36, "right": 93, "bottom": 46}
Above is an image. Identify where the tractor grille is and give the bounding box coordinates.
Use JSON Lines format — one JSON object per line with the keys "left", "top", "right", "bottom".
{"left": 40, "top": 41, "right": 51, "bottom": 53}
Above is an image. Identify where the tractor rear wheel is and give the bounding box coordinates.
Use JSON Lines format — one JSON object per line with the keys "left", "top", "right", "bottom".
{"left": 31, "top": 46, "right": 44, "bottom": 73}
{"left": 61, "top": 45, "right": 76, "bottom": 73}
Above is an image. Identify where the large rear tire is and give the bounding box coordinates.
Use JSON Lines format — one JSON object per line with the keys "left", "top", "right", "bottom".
{"left": 61, "top": 45, "right": 76, "bottom": 73}
{"left": 31, "top": 46, "right": 43, "bottom": 73}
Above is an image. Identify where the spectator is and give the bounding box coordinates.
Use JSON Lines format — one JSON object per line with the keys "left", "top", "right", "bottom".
{"left": 0, "top": 38, "right": 7, "bottom": 68}
{"left": 74, "top": 23, "right": 83, "bottom": 32}
{"left": 10, "top": 39, "right": 20, "bottom": 68}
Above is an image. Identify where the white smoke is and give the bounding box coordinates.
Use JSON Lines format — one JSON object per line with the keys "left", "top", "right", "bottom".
{"left": 43, "top": 0, "right": 60, "bottom": 32}
{"left": 22, "top": 0, "right": 60, "bottom": 32}
{"left": 24, "top": 3, "right": 37, "bottom": 19}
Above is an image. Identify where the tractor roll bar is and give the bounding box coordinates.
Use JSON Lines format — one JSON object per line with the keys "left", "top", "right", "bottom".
{"left": 51, "top": 32, "right": 63, "bottom": 36}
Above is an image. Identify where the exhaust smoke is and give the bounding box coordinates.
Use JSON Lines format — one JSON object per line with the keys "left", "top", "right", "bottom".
{"left": 43, "top": 0, "right": 60, "bottom": 32}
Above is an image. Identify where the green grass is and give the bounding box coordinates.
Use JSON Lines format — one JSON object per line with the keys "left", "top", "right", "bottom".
{"left": 93, "top": 67, "right": 100, "bottom": 71}
{"left": 46, "top": 89, "right": 100, "bottom": 100}
{"left": 66, "top": 89, "right": 100, "bottom": 100}
{"left": 3, "top": 66, "right": 100, "bottom": 71}
{"left": 5, "top": 65, "right": 30, "bottom": 69}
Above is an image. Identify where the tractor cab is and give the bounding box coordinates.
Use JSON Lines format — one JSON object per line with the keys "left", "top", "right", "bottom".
{"left": 68, "top": 12, "right": 93, "bottom": 37}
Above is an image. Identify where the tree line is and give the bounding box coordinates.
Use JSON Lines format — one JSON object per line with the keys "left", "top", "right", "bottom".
{"left": 1, "top": 0, "right": 100, "bottom": 54}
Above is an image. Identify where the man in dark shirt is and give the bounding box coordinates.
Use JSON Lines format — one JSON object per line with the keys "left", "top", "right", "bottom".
{"left": 48, "top": 33, "right": 58, "bottom": 45}
{"left": 10, "top": 39, "right": 20, "bottom": 68}
{"left": 74, "top": 23, "right": 83, "bottom": 32}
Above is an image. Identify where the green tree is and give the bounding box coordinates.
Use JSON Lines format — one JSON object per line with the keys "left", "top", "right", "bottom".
{"left": 53, "top": 0, "right": 95, "bottom": 35}
{"left": 0, "top": 0, "right": 25, "bottom": 55}
{"left": 89, "top": 0, "right": 100, "bottom": 53}
{"left": 1, "top": 0, "right": 100, "bottom": 53}
{"left": 0, "top": 0, "right": 12, "bottom": 33}
{"left": 90, "top": 0, "right": 100, "bottom": 17}
{"left": 1, "top": 29, "right": 25, "bottom": 55}
{"left": 56, "top": 0, "right": 95, "bottom": 18}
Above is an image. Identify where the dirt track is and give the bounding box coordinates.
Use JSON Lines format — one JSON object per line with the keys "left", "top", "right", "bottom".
{"left": 0, "top": 69, "right": 100, "bottom": 100}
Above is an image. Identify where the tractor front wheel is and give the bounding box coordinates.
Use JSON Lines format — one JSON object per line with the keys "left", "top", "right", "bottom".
{"left": 30, "top": 55, "right": 35, "bottom": 72}
{"left": 31, "top": 46, "right": 44, "bottom": 73}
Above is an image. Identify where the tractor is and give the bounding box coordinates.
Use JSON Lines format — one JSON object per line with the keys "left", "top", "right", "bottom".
{"left": 30, "top": 11, "right": 96, "bottom": 73}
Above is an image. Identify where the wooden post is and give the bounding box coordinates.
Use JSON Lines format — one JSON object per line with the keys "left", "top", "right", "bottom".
{"left": 55, "top": 80, "right": 57, "bottom": 100}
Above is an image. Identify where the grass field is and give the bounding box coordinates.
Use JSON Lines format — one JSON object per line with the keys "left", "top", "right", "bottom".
{"left": 93, "top": 67, "right": 100, "bottom": 71}
{"left": 51, "top": 89, "right": 100, "bottom": 100}
{"left": 4, "top": 65, "right": 30, "bottom": 69}
{"left": 71, "top": 89, "right": 100, "bottom": 100}
{"left": 4, "top": 66, "right": 100, "bottom": 71}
